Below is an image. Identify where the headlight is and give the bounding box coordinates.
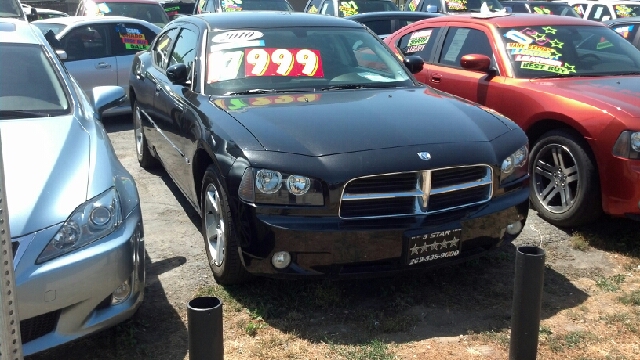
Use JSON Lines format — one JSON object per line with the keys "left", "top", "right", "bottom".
{"left": 239, "top": 168, "right": 324, "bottom": 206}
{"left": 500, "top": 145, "right": 528, "bottom": 184}
{"left": 37, "top": 188, "right": 123, "bottom": 264}
{"left": 612, "top": 131, "right": 640, "bottom": 159}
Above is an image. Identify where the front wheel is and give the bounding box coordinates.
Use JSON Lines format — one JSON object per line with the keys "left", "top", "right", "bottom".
{"left": 133, "top": 101, "right": 159, "bottom": 169}
{"left": 201, "top": 165, "right": 251, "bottom": 285}
{"left": 529, "top": 129, "right": 602, "bottom": 227}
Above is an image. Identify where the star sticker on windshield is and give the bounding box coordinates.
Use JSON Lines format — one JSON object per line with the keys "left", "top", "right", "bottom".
{"left": 549, "top": 49, "right": 561, "bottom": 58}
{"left": 550, "top": 39, "right": 564, "bottom": 48}
{"left": 564, "top": 63, "right": 576, "bottom": 73}
{"left": 532, "top": 33, "right": 547, "bottom": 41}
{"left": 410, "top": 244, "right": 420, "bottom": 255}
{"left": 542, "top": 26, "right": 557, "bottom": 34}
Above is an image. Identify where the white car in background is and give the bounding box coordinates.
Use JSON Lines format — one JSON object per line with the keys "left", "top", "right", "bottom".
{"left": 565, "top": 0, "right": 640, "bottom": 21}
{"left": 33, "top": 16, "right": 161, "bottom": 115}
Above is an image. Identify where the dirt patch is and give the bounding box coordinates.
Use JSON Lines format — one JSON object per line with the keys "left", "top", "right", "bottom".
{"left": 26, "top": 115, "right": 640, "bottom": 360}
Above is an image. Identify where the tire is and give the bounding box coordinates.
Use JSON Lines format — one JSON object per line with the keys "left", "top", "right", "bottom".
{"left": 201, "top": 165, "right": 251, "bottom": 285}
{"left": 529, "top": 129, "right": 602, "bottom": 227}
{"left": 133, "top": 101, "right": 159, "bottom": 169}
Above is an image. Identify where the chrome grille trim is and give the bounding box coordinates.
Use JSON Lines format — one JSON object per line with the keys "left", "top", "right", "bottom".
{"left": 339, "top": 165, "right": 493, "bottom": 219}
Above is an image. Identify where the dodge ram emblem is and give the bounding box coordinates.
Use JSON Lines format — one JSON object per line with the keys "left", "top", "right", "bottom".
{"left": 417, "top": 152, "right": 431, "bottom": 160}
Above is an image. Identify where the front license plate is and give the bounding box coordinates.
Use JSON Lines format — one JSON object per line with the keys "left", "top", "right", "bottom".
{"left": 406, "top": 229, "right": 462, "bottom": 266}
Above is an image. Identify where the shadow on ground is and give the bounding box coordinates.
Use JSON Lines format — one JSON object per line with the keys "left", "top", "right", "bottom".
{"left": 103, "top": 113, "right": 133, "bottom": 134}
{"left": 25, "top": 252, "right": 188, "bottom": 360}
{"left": 561, "top": 216, "right": 640, "bottom": 259}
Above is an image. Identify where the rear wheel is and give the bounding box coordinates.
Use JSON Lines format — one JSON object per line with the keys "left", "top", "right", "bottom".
{"left": 529, "top": 129, "right": 602, "bottom": 227}
{"left": 201, "top": 165, "right": 251, "bottom": 285}
{"left": 133, "top": 101, "right": 159, "bottom": 169}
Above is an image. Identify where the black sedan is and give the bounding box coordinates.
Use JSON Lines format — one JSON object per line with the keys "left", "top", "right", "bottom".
{"left": 604, "top": 16, "right": 640, "bottom": 51}
{"left": 500, "top": 1, "right": 580, "bottom": 17}
{"left": 345, "top": 11, "right": 443, "bottom": 38}
{"left": 130, "top": 12, "right": 530, "bottom": 284}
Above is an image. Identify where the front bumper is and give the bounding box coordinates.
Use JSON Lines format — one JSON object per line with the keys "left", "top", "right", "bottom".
{"left": 241, "top": 188, "right": 529, "bottom": 277}
{"left": 12, "top": 207, "right": 145, "bottom": 356}
{"left": 601, "top": 157, "right": 640, "bottom": 219}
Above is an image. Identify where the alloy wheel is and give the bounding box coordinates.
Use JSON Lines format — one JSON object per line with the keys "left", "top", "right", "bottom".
{"left": 533, "top": 144, "right": 580, "bottom": 214}
{"left": 204, "top": 183, "right": 225, "bottom": 266}
{"left": 134, "top": 106, "right": 143, "bottom": 157}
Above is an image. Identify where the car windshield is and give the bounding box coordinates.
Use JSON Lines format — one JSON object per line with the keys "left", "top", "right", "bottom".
{"left": 500, "top": 25, "right": 640, "bottom": 78}
{"left": 222, "top": 0, "right": 293, "bottom": 12}
{"left": 613, "top": 4, "right": 640, "bottom": 18}
{"left": 445, "top": 0, "right": 503, "bottom": 13}
{"left": 337, "top": 1, "right": 398, "bottom": 17}
{"left": 0, "top": 43, "right": 69, "bottom": 118}
{"left": 33, "top": 22, "right": 67, "bottom": 36}
{"left": 0, "top": 0, "right": 23, "bottom": 18}
{"left": 92, "top": 2, "right": 169, "bottom": 27}
{"left": 514, "top": 3, "right": 580, "bottom": 17}
{"left": 205, "top": 27, "right": 413, "bottom": 96}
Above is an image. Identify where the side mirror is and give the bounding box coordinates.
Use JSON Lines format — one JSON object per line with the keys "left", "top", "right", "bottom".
{"left": 92, "top": 86, "right": 126, "bottom": 117}
{"left": 167, "top": 63, "right": 189, "bottom": 84}
{"left": 460, "top": 54, "right": 491, "bottom": 72}
{"left": 403, "top": 55, "right": 424, "bottom": 74}
{"left": 55, "top": 49, "right": 68, "bottom": 60}
{"left": 27, "top": 7, "right": 38, "bottom": 22}
{"left": 425, "top": 5, "right": 439, "bottom": 13}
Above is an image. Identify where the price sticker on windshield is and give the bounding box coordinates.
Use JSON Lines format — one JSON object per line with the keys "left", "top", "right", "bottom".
{"left": 244, "top": 48, "right": 324, "bottom": 78}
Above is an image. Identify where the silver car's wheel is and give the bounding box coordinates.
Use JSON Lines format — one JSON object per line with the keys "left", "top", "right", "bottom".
{"left": 529, "top": 129, "right": 601, "bottom": 227}
{"left": 133, "top": 101, "right": 158, "bottom": 169}
{"left": 204, "top": 183, "right": 225, "bottom": 267}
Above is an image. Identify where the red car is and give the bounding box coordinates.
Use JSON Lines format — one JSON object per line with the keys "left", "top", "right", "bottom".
{"left": 385, "top": 14, "right": 640, "bottom": 227}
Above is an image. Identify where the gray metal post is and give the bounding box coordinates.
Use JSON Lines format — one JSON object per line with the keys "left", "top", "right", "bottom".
{"left": 0, "top": 130, "right": 23, "bottom": 360}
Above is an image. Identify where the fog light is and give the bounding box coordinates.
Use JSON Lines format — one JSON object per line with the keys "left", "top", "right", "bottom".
{"left": 271, "top": 251, "right": 291, "bottom": 269}
{"left": 506, "top": 220, "right": 523, "bottom": 236}
{"left": 111, "top": 279, "right": 132, "bottom": 305}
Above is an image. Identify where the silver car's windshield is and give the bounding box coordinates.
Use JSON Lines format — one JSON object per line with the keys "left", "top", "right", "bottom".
{"left": 205, "top": 27, "right": 413, "bottom": 95}
{"left": 91, "top": 2, "right": 169, "bottom": 27}
{"left": 0, "top": 43, "right": 70, "bottom": 119}
{"left": 0, "top": 0, "right": 23, "bottom": 18}
{"left": 33, "top": 22, "right": 67, "bottom": 36}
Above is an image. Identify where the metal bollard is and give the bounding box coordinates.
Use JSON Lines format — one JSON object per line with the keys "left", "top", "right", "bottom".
{"left": 509, "top": 246, "right": 545, "bottom": 360}
{"left": 187, "top": 296, "right": 224, "bottom": 360}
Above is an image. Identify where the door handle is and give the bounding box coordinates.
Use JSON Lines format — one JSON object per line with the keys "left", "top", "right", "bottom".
{"left": 95, "top": 62, "right": 111, "bottom": 69}
{"left": 155, "top": 86, "right": 161, "bottom": 96}
{"left": 430, "top": 73, "right": 442, "bottom": 83}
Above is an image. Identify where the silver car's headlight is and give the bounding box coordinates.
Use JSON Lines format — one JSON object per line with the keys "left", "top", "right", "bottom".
{"left": 612, "top": 131, "right": 640, "bottom": 159}
{"left": 37, "top": 188, "right": 123, "bottom": 264}
{"left": 238, "top": 168, "right": 324, "bottom": 206}
{"left": 500, "top": 145, "right": 528, "bottom": 184}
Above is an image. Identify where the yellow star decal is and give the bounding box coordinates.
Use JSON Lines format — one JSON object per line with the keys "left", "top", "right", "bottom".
{"left": 564, "top": 63, "right": 576, "bottom": 73}
{"left": 532, "top": 33, "right": 547, "bottom": 41}
{"left": 542, "top": 26, "right": 557, "bottom": 34}
{"left": 550, "top": 39, "right": 564, "bottom": 48}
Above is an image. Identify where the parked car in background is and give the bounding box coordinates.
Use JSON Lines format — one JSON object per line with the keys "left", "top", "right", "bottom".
{"left": 605, "top": 16, "right": 640, "bottom": 50}
{"left": 75, "top": 0, "right": 170, "bottom": 28}
{"left": 161, "top": 0, "right": 195, "bottom": 18}
{"left": 194, "top": 0, "right": 293, "bottom": 14}
{"left": 34, "top": 16, "right": 161, "bottom": 115}
{"left": 1, "top": 0, "right": 31, "bottom": 20}
{"left": 0, "top": 17, "right": 145, "bottom": 356}
{"left": 304, "top": 0, "right": 398, "bottom": 17}
{"left": 500, "top": 1, "right": 580, "bottom": 17}
{"left": 22, "top": 4, "right": 69, "bottom": 20}
{"left": 346, "top": 10, "right": 442, "bottom": 38}
{"left": 385, "top": 13, "right": 640, "bottom": 226}
{"left": 130, "top": 11, "right": 530, "bottom": 285}
{"left": 403, "top": 0, "right": 504, "bottom": 14}
{"left": 567, "top": 0, "right": 640, "bottom": 22}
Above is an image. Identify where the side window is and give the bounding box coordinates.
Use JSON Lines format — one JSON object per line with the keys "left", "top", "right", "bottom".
{"left": 111, "top": 23, "right": 157, "bottom": 56}
{"left": 398, "top": 27, "right": 441, "bottom": 62}
{"left": 306, "top": 0, "right": 323, "bottom": 13}
{"left": 320, "top": 0, "right": 335, "bottom": 15}
{"left": 438, "top": 28, "right": 493, "bottom": 68}
{"left": 586, "top": 5, "right": 612, "bottom": 21}
{"left": 611, "top": 23, "right": 638, "bottom": 41}
{"left": 168, "top": 28, "right": 199, "bottom": 83}
{"left": 62, "top": 25, "right": 109, "bottom": 61}
{"left": 361, "top": 20, "right": 393, "bottom": 36}
{"left": 153, "top": 28, "right": 179, "bottom": 69}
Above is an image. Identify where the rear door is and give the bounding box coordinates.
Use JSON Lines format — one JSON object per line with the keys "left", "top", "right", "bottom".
{"left": 59, "top": 23, "right": 117, "bottom": 101}
{"left": 395, "top": 25, "right": 445, "bottom": 84}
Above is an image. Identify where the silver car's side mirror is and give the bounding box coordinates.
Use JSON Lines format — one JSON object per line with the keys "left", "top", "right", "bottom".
{"left": 426, "top": 4, "right": 438, "bottom": 13}
{"left": 56, "top": 49, "right": 68, "bottom": 60}
{"left": 92, "top": 86, "right": 126, "bottom": 118}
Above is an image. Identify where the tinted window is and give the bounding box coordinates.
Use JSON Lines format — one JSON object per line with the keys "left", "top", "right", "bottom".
{"left": 62, "top": 24, "right": 109, "bottom": 61}
{"left": 222, "top": 0, "right": 293, "bottom": 11}
{"left": 586, "top": 5, "right": 612, "bottom": 21}
{"left": 168, "top": 28, "right": 198, "bottom": 82}
{"left": 0, "top": 44, "right": 69, "bottom": 115}
{"left": 34, "top": 22, "right": 68, "bottom": 36}
{"left": 398, "top": 27, "right": 441, "bottom": 62}
{"left": 153, "top": 28, "right": 179, "bottom": 69}
{"left": 90, "top": 2, "right": 170, "bottom": 27}
{"left": 111, "top": 22, "right": 157, "bottom": 56}
{"left": 438, "top": 28, "right": 493, "bottom": 67}
{"left": 337, "top": 0, "right": 398, "bottom": 16}
{"left": 361, "top": 20, "right": 393, "bottom": 35}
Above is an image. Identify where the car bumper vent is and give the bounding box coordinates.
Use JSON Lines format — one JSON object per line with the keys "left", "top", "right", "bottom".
{"left": 340, "top": 165, "right": 493, "bottom": 219}
{"left": 20, "top": 310, "right": 60, "bottom": 344}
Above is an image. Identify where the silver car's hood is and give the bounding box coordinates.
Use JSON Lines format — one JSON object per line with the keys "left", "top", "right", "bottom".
{"left": 0, "top": 115, "right": 90, "bottom": 238}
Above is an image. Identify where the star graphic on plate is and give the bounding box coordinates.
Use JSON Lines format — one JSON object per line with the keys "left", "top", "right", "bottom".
{"left": 449, "top": 237, "right": 460, "bottom": 248}
{"left": 564, "top": 63, "right": 576, "bottom": 73}
{"left": 429, "top": 242, "right": 440, "bottom": 251}
{"left": 542, "top": 26, "right": 557, "bottom": 34}
{"left": 410, "top": 244, "right": 420, "bottom": 255}
{"left": 421, "top": 242, "right": 430, "bottom": 253}
{"left": 550, "top": 39, "right": 564, "bottom": 48}
{"left": 531, "top": 33, "right": 547, "bottom": 41}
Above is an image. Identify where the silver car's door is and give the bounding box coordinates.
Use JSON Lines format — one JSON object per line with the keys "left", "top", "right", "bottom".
{"left": 60, "top": 24, "right": 117, "bottom": 101}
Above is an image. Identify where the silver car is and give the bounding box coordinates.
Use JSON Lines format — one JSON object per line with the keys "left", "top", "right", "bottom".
{"left": 0, "top": 18, "right": 145, "bottom": 355}
{"left": 33, "top": 16, "right": 161, "bottom": 115}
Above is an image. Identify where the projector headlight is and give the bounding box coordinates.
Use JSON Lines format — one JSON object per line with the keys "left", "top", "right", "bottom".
{"left": 239, "top": 168, "right": 324, "bottom": 206}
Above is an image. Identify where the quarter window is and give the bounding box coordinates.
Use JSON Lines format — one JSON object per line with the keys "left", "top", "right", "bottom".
{"left": 398, "top": 27, "right": 441, "bottom": 62}
{"left": 438, "top": 27, "right": 493, "bottom": 68}
{"left": 153, "top": 28, "right": 179, "bottom": 69}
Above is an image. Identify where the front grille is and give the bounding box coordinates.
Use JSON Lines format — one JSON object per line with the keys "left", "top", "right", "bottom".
{"left": 20, "top": 310, "right": 60, "bottom": 344}
{"left": 340, "top": 165, "right": 492, "bottom": 219}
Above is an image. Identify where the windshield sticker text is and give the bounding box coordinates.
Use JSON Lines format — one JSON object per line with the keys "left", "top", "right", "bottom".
{"left": 213, "top": 94, "right": 321, "bottom": 112}
{"left": 408, "top": 30, "right": 432, "bottom": 47}
{"left": 212, "top": 30, "right": 263, "bottom": 43}
{"left": 515, "top": 55, "right": 562, "bottom": 67}
{"left": 211, "top": 40, "right": 265, "bottom": 51}
{"left": 339, "top": 1, "right": 359, "bottom": 16}
{"left": 504, "top": 30, "right": 534, "bottom": 45}
{"left": 117, "top": 25, "right": 149, "bottom": 50}
{"left": 614, "top": 25, "right": 635, "bottom": 39}
{"left": 446, "top": 0, "right": 467, "bottom": 11}
{"left": 208, "top": 51, "right": 244, "bottom": 83}
{"left": 521, "top": 61, "right": 575, "bottom": 74}
{"left": 245, "top": 48, "right": 324, "bottom": 78}
{"left": 222, "top": 0, "right": 242, "bottom": 11}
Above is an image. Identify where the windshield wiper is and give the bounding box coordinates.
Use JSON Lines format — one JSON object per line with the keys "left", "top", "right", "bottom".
{"left": 319, "top": 84, "right": 401, "bottom": 91}
{"left": 0, "top": 110, "right": 51, "bottom": 119}
{"left": 531, "top": 73, "right": 605, "bottom": 79}
{"left": 224, "top": 89, "right": 310, "bottom": 95}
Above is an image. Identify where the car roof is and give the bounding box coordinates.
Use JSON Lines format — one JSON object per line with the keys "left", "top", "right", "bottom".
{"left": 33, "top": 15, "right": 154, "bottom": 25}
{"left": 346, "top": 11, "right": 441, "bottom": 20}
{"left": 603, "top": 16, "right": 640, "bottom": 25}
{"left": 194, "top": 11, "right": 363, "bottom": 29}
{"left": 0, "top": 18, "right": 46, "bottom": 45}
{"left": 419, "top": 13, "right": 603, "bottom": 27}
